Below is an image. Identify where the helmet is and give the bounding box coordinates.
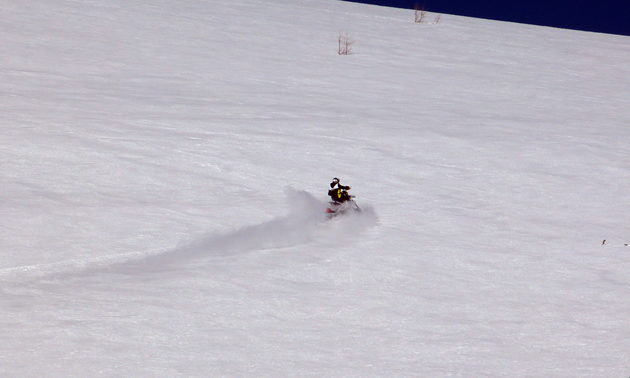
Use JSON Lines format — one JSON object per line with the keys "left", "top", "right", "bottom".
{"left": 330, "top": 177, "right": 340, "bottom": 187}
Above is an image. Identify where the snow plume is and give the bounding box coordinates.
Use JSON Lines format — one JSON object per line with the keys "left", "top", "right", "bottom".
{"left": 118, "top": 189, "right": 377, "bottom": 273}
{"left": 1, "top": 190, "right": 376, "bottom": 280}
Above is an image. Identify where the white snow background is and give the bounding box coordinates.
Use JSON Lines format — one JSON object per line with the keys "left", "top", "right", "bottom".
{"left": 2, "top": 0, "right": 630, "bottom": 376}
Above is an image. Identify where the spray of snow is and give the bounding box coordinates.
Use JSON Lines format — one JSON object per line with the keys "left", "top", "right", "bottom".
{"left": 123, "top": 189, "right": 377, "bottom": 273}
{"left": 1, "top": 189, "right": 377, "bottom": 280}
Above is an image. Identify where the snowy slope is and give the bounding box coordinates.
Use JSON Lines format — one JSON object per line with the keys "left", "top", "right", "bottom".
{"left": 2, "top": 0, "right": 630, "bottom": 376}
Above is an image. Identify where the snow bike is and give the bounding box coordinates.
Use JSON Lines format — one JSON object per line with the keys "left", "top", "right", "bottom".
{"left": 326, "top": 193, "right": 361, "bottom": 219}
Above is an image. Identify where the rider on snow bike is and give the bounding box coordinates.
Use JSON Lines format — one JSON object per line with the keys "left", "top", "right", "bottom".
{"left": 326, "top": 177, "right": 360, "bottom": 217}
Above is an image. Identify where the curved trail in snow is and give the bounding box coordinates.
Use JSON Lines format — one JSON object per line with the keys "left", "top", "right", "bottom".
{"left": 1, "top": 190, "right": 378, "bottom": 280}
{"left": 114, "top": 189, "right": 378, "bottom": 274}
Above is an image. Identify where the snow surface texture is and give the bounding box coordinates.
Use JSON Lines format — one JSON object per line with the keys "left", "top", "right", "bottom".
{"left": 2, "top": 0, "right": 630, "bottom": 376}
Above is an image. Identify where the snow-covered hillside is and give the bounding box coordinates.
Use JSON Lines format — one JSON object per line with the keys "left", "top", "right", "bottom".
{"left": 2, "top": 0, "right": 630, "bottom": 376}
